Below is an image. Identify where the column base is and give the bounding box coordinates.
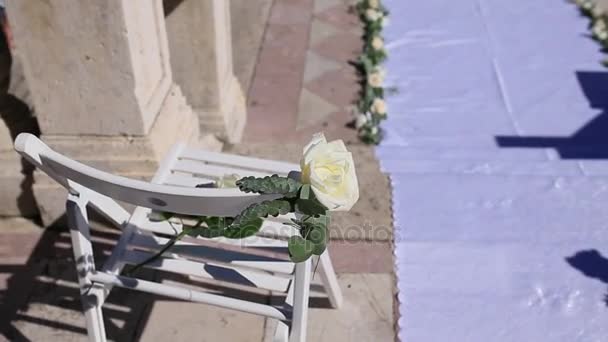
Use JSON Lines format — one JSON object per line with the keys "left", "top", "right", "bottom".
{"left": 32, "top": 84, "right": 222, "bottom": 225}
{"left": 198, "top": 75, "right": 247, "bottom": 144}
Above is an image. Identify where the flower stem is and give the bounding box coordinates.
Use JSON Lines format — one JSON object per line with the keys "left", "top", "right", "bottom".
{"left": 127, "top": 227, "right": 191, "bottom": 276}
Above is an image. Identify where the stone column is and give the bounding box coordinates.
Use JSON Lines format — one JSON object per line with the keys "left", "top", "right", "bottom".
{"left": 7, "top": 0, "right": 217, "bottom": 225}
{"left": 165, "top": 0, "right": 247, "bottom": 143}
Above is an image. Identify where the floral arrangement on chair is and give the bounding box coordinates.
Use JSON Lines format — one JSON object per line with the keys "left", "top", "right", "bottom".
{"left": 354, "top": 0, "right": 390, "bottom": 144}
{"left": 574, "top": 0, "right": 608, "bottom": 66}
{"left": 131, "top": 133, "right": 359, "bottom": 272}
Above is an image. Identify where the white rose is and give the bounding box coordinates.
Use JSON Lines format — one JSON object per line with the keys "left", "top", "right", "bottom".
{"left": 371, "top": 98, "right": 387, "bottom": 115}
{"left": 300, "top": 133, "right": 359, "bottom": 211}
{"left": 355, "top": 113, "right": 368, "bottom": 129}
{"left": 371, "top": 36, "right": 384, "bottom": 50}
{"left": 365, "top": 9, "right": 381, "bottom": 21}
{"left": 368, "top": 0, "right": 380, "bottom": 9}
{"left": 368, "top": 71, "right": 384, "bottom": 88}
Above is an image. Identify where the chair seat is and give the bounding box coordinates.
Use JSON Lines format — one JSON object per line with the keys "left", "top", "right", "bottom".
{"left": 101, "top": 142, "right": 303, "bottom": 297}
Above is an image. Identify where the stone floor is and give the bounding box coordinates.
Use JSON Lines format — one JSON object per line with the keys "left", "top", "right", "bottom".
{"left": 0, "top": 0, "right": 397, "bottom": 341}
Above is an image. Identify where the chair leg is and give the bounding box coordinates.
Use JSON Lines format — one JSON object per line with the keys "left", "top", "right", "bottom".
{"left": 82, "top": 285, "right": 107, "bottom": 342}
{"left": 66, "top": 194, "right": 107, "bottom": 341}
{"left": 289, "top": 259, "right": 311, "bottom": 342}
{"left": 318, "top": 250, "right": 343, "bottom": 309}
{"left": 273, "top": 321, "right": 289, "bottom": 342}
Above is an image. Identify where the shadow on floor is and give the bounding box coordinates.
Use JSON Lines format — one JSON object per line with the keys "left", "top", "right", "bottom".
{"left": 0, "top": 211, "right": 335, "bottom": 341}
{"left": 565, "top": 249, "right": 608, "bottom": 306}
{"left": 0, "top": 217, "right": 154, "bottom": 341}
{"left": 495, "top": 71, "right": 608, "bottom": 159}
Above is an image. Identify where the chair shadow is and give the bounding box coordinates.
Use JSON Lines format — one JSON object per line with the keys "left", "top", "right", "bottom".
{"left": 495, "top": 71, "right": 608, "bottom": 159}
{"left": 0, "top": 215, "right": 156, "bottom": 341}
{"left": 0, "top": 210, "right": 335, "bottom": 341}
{"left": 565, "top": 249, "right": 608, "bottom": 306}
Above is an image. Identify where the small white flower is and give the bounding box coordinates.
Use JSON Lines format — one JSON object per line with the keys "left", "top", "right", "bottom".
{"left": 216, "top": 174, "right": 240, "bottom": 188}
{"left": 373, "top": 66, "right": 387, "bottom": 79}
{"left": 582, "top": 1, "right": 594, "bottom": 10}
{"left": 381, "top": 16, "right": 390, "bottom": 27}
{"left": 365, "top": 9, "right": 381, "bottom": 22}
{"left": 368, "top": 71, "right": 384, "bottom": 88}
{"left": 593, "top": 20, "right": 608, "bottom": 39}
{"left": 371, "top": 98, "right": 387, "bottom": 116}
{"left": 370, "top": 126, "right": 379, "bottom": 135}
{"left": 371, "top": 36, "right": 384, "bottom": 50}
{"left": 355, "top": 113, "right": 368, "bottom": 129}
{"left": 368, "top": 0, "right": 380, "bottom": 9}
{"left": 592, "top": 6, "right": 604, "bottom": 17}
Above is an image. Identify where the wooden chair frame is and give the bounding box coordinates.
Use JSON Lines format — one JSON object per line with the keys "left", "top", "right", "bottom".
{"left": 14, "top": 133, "right": 343, "bottom": 342}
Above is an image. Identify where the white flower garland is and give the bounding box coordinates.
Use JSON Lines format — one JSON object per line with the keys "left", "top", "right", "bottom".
{"left": 574, "top": 0, "right": 608, "bottom": 66}
{"left": 354, "top": 0, "right": 389, "bottom": 144}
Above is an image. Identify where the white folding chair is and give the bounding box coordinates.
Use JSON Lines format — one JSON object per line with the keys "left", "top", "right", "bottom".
{"left": 14, "top": 133, "right": 343, "bottom": 342}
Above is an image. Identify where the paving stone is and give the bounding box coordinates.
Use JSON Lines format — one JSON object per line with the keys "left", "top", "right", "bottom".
{"left": 302, "top": 50, "right": 341, "bottom": 84}
{"left": 296, "top": 88, "right": 339, "bottom": 130}
{"left": 138, "top": 300, "right": 266, "bottom": 342}
{"left": 309, "top": 18, "right": 341, "bottom": 47}
{"left": 305, "top": 67, "right": 359, "bottom": 108}
{"left": 306, "top": 273, "right": 395, "bottom": 342}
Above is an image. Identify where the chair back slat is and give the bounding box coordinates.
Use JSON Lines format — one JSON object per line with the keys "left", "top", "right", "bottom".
{"left": 15, "top": 133, "right": 282, "bottom": 216}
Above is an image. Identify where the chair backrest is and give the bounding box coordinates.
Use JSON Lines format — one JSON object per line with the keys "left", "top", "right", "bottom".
{"left": 14, "top": 133, "right": 282, "bottom": 217}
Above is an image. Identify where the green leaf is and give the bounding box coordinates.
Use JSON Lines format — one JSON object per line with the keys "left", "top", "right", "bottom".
{"left": 236, "top": 175, "right": 302, "bottom": 198}
{"left": 296, "top": 198, "right": 327, "bottom": 216}
{"left": 300, "top": 184, "right": 311, "bottom": 200}
{"left": 223, "top": 217, "right": 263, "bottom": 239}
{"left": 302, "top": 215, "right": 328, "bottom": 255}
{"left": 288, "top": 236, "right": 315, "bottom": 263}
{"left": 223, "top": 200, "right": 292, "bottom": 239}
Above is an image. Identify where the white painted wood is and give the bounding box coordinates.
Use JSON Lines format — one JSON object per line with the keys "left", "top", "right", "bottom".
{"left": 180, "top": 146, "right": 297, "bottom": 175}
{"left": 15, "top": 133, "right": 344, "bottom": 341}
{"left": 289, "top": 259, "right": 311, "bottom": 342}
{"left": 89, "top": 271, "right": 289, "bottom": 321}
{"left": 66, "top": 194, "right": 107, "bottom": 342}
{"left": 319, "top": 250, "right": 343, "bottom": 309}
{"left": 162, "top": 172, "right": 215, "bottom": 188}
{"left": 120, "top": 249, "right": 291, "bottom": 292}
{"left": 274, "top": 321, "right": 289, "bottom": 342}
{"left": 173, "top": 159, "right": 272, "bottom": 179}
{"left": 128, "top": 233, "right": 294, "bottom": 274}
{"left": 14, "top": 134, "right": 282, "bottom": 217}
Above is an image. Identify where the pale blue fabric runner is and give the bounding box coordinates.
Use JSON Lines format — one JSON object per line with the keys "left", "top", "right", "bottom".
{"left": 378, "top": 0, "right": 608, "bottom": 340}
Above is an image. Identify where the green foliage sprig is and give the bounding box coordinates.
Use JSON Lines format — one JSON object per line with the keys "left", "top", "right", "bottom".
{"left": 574, "top": 0, "right": 608, "bottom": 66}
{"left": 353, "top": 0, "right": 390, "bottom": 144}
{"left": 128, "top": 175, "right": 329, "bottom": 274}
